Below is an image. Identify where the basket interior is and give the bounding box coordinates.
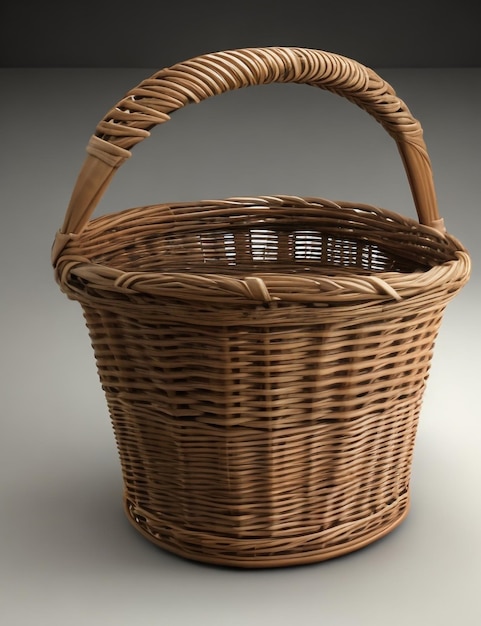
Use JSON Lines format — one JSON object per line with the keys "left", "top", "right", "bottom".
{"left": 80, "top": 197, "right": 460, "bottom": 278}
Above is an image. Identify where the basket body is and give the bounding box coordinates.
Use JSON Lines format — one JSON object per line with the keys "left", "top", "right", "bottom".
{"left": 52, "top": 47, "right": 470, "bottom": 567}
{"left": 58, "top": 196, "right": 469, "bottom": 567}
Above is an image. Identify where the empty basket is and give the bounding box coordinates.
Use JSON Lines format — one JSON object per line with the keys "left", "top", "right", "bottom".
{"left": 52, "top": 47, "right": 470, "bottom": 567}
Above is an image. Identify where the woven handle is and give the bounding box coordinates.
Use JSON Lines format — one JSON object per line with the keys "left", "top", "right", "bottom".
{"left": 53, "top": 47, "right": 444, "bottom": 262}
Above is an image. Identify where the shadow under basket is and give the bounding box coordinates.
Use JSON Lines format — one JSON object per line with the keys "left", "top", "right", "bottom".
{"left": 52, "top": 47, "right": 470, "bottom": 567}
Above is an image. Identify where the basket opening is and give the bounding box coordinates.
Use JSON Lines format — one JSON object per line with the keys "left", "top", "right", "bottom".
{"left": 89, "top": 225, "right": 437, "bottom": 276}
{"left": 79, "top": 198, "right": 460, "bottom": 278}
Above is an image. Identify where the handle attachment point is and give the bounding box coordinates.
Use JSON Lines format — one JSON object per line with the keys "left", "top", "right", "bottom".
{"left": 86, "top": 135, "right": 132, "bottom": 167}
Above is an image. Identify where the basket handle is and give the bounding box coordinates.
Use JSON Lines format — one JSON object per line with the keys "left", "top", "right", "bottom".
{"left": 53, "top": 47, "right": 444, "bottom": 262}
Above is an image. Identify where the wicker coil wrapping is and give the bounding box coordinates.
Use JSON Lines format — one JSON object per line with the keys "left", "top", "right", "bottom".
{"left": 53, "top": 47, "right": 470, "bottom": 567}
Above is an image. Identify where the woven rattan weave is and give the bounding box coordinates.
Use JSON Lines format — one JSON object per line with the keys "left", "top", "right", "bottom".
{"left": 52, "top": 47, "right": 470, "bottom": 567}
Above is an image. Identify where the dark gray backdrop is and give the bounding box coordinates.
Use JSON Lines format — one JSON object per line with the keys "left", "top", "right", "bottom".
{"left": 2, "top": 0, "right": 480, "bottom": 68}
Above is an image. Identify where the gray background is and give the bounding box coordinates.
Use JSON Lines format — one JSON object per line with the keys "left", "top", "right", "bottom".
{"left": 1, "top": 0, "right": 480, "bottom": 68}
{"left": 1, "top": 3, "right": 480, "bottom": 625}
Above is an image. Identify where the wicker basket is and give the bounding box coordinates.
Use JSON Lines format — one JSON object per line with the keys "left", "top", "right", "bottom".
{"left": 52, "top": 47, "right": 470, "bottom": 568}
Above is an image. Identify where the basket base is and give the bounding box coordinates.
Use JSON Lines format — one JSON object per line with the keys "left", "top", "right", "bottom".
{"left": 122, "top": 494, "right": 410, "bottom": 568}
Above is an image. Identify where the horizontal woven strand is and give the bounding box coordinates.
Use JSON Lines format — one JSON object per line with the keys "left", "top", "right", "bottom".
{"left": 123, "top": 494, "right": 410, "bottom": 567}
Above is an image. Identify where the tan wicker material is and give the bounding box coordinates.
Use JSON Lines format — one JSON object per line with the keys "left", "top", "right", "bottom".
{"left": 52, "top": 47, "right": 470, "bottom": 568}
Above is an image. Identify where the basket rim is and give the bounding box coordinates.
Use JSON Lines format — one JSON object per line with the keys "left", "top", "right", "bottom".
{"left": 54, "top": 195, "right": 471, "bottom": 305}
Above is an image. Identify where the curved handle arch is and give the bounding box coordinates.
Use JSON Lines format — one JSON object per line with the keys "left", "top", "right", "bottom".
{"left": 54, "top": 47, "right": 443, "bottom": 263}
